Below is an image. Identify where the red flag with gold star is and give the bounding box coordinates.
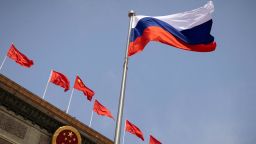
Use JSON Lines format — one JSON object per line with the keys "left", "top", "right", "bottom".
{"left": 93, "top": 100, "right": 114, "bottom": 120}
{"left": 74, "top": 75, "right": 95, "bottom": 101}
{"left": 7, "top": 43, "right": 34, "bottom": 68}
{"left": 125, "top": 120, "right": 144, "bottom": 141}
{"left": 149, "top": 135, "right": 161, "bottom": 144}
{"left": 50, "top": 70, "right": 70, "bottom": 92}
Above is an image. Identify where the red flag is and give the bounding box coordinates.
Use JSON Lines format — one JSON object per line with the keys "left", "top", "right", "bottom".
{"left": 93, "top": 100, "right": 114, "bottom": 120}
{"left": 149, "top": 135, "right": 161, "bottom": 144}
{"left": 125, "top": 120, "right": 144, "bottom": 141}
{"left": 74, "top": 76, "right": 95, "bottom": 101}
{"left": 50, "top": 70, "right": 70, "bottom": 92}
{"left": 7, "top": 43, "right": 34, "bottom": 68}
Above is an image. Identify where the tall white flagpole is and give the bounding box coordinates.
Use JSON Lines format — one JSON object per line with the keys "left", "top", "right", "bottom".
{"left": 66, "top": 88, "right": 74, "bottom": 113}
{"left": 89, "top": 110, "right": 94, "bottom": 127}
{"left": 0, "top": 56, "right": 7, "bottom": 72}
{"left": 122, "top": 121, "right": 126, "bottom": 144}
{"left": 42, "top": 70, "right": 52, "bottom": 99}
{"left": 114, "top": 10, "right": 135, "bottom": 144}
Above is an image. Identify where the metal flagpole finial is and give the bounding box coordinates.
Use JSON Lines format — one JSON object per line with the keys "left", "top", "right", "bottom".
{"left": 128, "top": 10, "right": 135, "bottom": 17}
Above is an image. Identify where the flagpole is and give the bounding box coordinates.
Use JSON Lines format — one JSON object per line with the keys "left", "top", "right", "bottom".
{"left": 89, "top": 110, "right": 94, "bottom": 127}
{"left": 66, "top": 88, "right": 74, "bottom": 113}
{"left": 122, "top": 121, "right": 126, "bottom": 144}
{"left": 42, "top": 70, "right": 52, "bottom": 99}
{"left": 114, "top": 10, "right": 135, "bottom": 144}
{"left": 0, "top": 56, "right": 7, "bottom": 71}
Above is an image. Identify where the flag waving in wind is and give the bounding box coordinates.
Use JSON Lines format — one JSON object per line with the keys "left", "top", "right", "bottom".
{"left": 74, "top": 75, "right": 95, "bottom": 101}
{"left": 93, "top": 100, "right": 114, "bottom": 120}
{"left": 128, "top": 1, "right": 216, "bottom": 56}
{"left": 149, "top": 135, "right": 161, "bottom": 144}
{"left": 50, "top": 70, "right": 70, "bottom": 92}
{"left": 125, "top": 120, "right": 144, "bottom": 141}
{"left": 7, "top": 43, "right": 34, "bottom": 68}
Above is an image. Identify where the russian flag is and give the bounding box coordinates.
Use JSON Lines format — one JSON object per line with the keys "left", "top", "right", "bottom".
{"left": 128, "top": 1, "right": 216, "bottom": 56}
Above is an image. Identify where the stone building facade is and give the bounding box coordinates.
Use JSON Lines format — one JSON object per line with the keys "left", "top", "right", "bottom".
{"left": 0, "top": 74, "right": 113, "bottom": 144}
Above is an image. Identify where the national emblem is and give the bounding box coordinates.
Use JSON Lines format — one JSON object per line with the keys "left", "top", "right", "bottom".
{"left": 52, "top": 126, "right": 81, "bottom": 144}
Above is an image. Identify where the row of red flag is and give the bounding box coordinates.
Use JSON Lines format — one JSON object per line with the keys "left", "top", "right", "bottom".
{"left": 50, "top": 71, "right": 94, "bottom": 100}
{"left": 49, "top": 70, "right": 115, "bottom": 120}
{"left": 3, "top": 43, "right": 162, "bottom": 143}
{"left": 5, "top": 43, "right": 114, "bottom": 122}
{"left": 6, "top": 44, "right": 113, "bottom": 118}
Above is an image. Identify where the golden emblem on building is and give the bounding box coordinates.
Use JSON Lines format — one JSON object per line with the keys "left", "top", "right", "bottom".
{"left": 52, "top": 126, "right": 82, "bottom": 144}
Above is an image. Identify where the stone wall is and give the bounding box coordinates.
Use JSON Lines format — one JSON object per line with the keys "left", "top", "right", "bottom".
{"left": 0, "top": 107, "right": 50, "bottom": 144}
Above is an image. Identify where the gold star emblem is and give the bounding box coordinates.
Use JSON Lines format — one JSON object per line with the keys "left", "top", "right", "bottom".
{"left": 68, "top": 131, "right": 73, "bottom": 137}
{"left": 52, "top": 126, "right": 81, "bottom": 144}
{"left": 77, "top": 78, "right": 85, "bottom": 87}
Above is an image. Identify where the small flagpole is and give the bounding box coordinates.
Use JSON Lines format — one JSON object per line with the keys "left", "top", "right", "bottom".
{"left": 66, "top": 88, "right": 74, "bottom": 114}
{"left": 114, "top": 10, "right": 135, "bottom": 144}
{"left": 89, "top": 110, "right": 94, "bottom": 127}
{"left": 122, "top": 121, "right": 126, "bottom": 144}
{"left": 42, "top": 70, "right": 52, "bottom": 99}
{"left": 0, "top": 56, "right": 7, "bottom": 72}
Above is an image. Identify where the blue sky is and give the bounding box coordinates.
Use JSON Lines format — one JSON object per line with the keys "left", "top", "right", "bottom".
{"left": 1, "top": 0, "right": 256, "bottom": 144}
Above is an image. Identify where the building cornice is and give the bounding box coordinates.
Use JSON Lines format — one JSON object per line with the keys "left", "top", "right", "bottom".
{"left": 0, "top": 74, "right": 113, "bottom": 144}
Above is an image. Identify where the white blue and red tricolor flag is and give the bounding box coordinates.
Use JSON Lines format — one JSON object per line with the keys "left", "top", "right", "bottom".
{"left": 128, "top": 1, "right": 216, "bottom": 56}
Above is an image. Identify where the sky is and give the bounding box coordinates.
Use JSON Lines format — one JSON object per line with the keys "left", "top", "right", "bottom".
{"left": 0, "top": 0, "right": 256, "bottom": 144}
